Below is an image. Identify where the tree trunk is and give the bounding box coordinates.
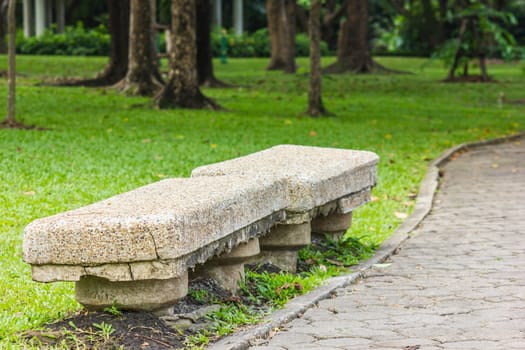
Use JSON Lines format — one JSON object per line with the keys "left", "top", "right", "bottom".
{"left": 266, "top": 0, "right": 296, "bottom": 73}
{"left": 155, "top": 0, "right": 219, "bottom": 109}
{"left": 324, "top": 0, "right": 381, "bottom": 74}
{"left": 421, "top": 0, "right": 443, "bottom": 50}
{"left": 447, "top": 18, "right": 468, "bottom": 80}
{"left": 93, "top": 0, "right": 130, "bottom": 85}
{"left": 2, "top": 0, "right": 17, "bottom": 126}
{"left": 54, "top": 0, "right": 130, "bottom": 87}
{"left": 6, "top": 0, "right": 15, "bottom": 122}
{"left": 307, "top": 0, "right": 328, "bottom": 117}
{"left": 321, "top": 0, "right": 345, "bottom": 50}
{"left": 116, "top": 0, "right": 163, "bottom": 96}
{"left": 196, "top": 0, "right": 227, "bottom": 87}
{"left": 472, "top": 19, "right": 489, "bottom": 82}
{"left": 0, "top": 0, "right": 7, "bottom": 54}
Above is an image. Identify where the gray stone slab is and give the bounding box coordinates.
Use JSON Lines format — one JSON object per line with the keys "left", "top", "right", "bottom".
{"left": 24, "top": 176, "right": 288, "bottom": 282}
{"left": 192, "top": 145, "right": 378, "bottom": 212}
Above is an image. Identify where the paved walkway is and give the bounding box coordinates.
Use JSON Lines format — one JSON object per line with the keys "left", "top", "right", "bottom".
{"left": 250, "top": 137, "right": 525, "bottom": 350}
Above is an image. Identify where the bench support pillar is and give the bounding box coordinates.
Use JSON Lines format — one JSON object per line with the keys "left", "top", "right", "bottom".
{"left": 257, "top": 222, "right": 311, "bottom": 272}
{"left": 311, "top": 212, "right": 353, "bottom": 240}
{"left": 75, "top": 271, "right": 188, "bottom": 312}
{"left": 195, "top": 238, "right": 260, "bottom": 293}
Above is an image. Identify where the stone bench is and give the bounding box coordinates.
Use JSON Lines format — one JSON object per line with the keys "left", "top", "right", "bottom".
{"left": 192, "top": 145, "right": 378, "bottom": 270}
{"left": 23, "top": 145, "right": 378, "bottom": 314}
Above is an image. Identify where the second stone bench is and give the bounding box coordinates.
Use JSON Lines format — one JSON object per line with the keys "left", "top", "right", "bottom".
{"left": 23, "top": 144, "right": 379, "bottom": 314}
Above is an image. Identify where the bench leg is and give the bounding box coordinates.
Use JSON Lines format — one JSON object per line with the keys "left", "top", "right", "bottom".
{"left": 257, "top": 222, "right": 311, "bottom": 272}
{"left": 311, "top": 212, "right": 353, "bottom": 240}
{"left": 75, "top": 271, "right": 188, "bottom": 312}
{"left": 195, "top": 238, "right": 260, "bottom": 293}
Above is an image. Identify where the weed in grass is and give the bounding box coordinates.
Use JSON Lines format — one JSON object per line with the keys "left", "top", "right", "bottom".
{"left": 299, "top": 235, "right": 378, "bottom": 270}
{"left": 188, "top": 288, "right": 211, "bottom": 304}
{"left": 103, "top": 304, "right": 122, "bottom": 317}
{"left": 92, "top": 321, "right": 115, "bottom": 341}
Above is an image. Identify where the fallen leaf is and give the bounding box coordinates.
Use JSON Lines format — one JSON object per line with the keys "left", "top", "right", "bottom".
{"left": 326, "top": 258, "right": 344, "bottom": 266}
{"left": 384, "top": 133, "right": 392, "bottom": 139}
{"left": 142, "top": 138, "right": 151, "bottom": 143}
{"left": 395, "top": 212, "right": 408, "bottom": 219}
{"left": 309, "top": 130, "right": 317, "bottom": 137}
{"left": 373, "top": 263, "right": 391, "bottom": 268}
{"left": 371, "top": 196, "right": 380, "bottom": 202}
{"left": 23, "top": 191, "right": 36, "bottom": 196}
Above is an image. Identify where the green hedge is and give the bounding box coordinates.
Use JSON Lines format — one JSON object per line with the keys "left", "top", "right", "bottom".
{"left": 211, "top": 29, "right": 330, "bottom": 58}
{"left": 16, "top": 25, "right": 330, "bottom": 58}
{"left": 16, "top": 23, "right": 110, "bottom": 56}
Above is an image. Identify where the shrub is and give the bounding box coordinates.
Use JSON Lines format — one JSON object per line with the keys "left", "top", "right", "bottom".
{"left": 211, "top": 28, "right": 330, "bottom": 58}
{"left": 15, "top": 25, "right": 330, "bottom": 58}
{"left": 16, "top": 23, "right": 110, "bottom": 56}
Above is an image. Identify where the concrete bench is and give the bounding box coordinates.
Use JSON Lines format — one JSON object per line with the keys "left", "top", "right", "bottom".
{"left": 192, "top": 145, "right": 378, "bottom": 271}
{"left": 23, "top": 145, "right": 378, "bottom": 314}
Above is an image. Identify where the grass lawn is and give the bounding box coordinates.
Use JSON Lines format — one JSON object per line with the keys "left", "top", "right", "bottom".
{"left": 0, "top": 54, "right": 524, "bottom": 346}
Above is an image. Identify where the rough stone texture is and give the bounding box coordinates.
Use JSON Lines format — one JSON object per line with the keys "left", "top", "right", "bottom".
{"left": 337, "top": 188, "right": 371, "bottom": 214}
{"left": 199, "top": 263, "right": 245, "bottom": 294}
{"left": 195, "top": 239, "right": 260, "bottom": 292}
{"left": 311, "top": 212, "right": 352, "bottom": 238}
{"left": 259, "top": 223, "right": 311, "bottom": 249}
{"left": 256, "top": 223, "right": 312, "bottom": 272}
{"left": 212, "top": 238, "right": 260, "bottom": 264}
{"left": 255, "top": 250, "right": 301, "bottom": 273}
{"left": 250, "top": 138, "right": 525, "bottom": 349}
{"left": 75, "top": 271, "right": 188, "bottom": 311}
{"left": 23, "top": 176, "right": 288, "bottom": 282}
{"left": 192, "top": 145, "right": 378, "bottom": 212}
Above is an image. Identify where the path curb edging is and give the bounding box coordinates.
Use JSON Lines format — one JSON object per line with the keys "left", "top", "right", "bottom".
{"left": 208, "top": 132, "right": 525, "bottom": 350}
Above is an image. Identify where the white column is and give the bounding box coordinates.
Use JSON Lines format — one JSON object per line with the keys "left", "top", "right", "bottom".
{"left": 35, "top": 0, "right": 46, "bottom": 36}
{"left": 233, "top": 0, "right": 243, "bottom": 36}
{"left": 213, "top": 0, "right": 222, "bottom": 29}
{"left": 23, "top": 0, "right": 35, "bottom": 37}
{"left": 55, "top": 0, "right": 65, "bottom": 33}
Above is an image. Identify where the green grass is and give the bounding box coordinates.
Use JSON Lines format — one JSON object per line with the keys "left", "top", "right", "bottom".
{"left": 0, "top": 54, "right": 524, "bottom": 347}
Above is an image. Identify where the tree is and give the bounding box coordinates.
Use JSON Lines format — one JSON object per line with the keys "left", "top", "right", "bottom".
{"left": 155, "top": 0, "right": 219, "bottom": 109}
{"left": 55, "top": 0, "right": 130, "bottom": 87}
{"left": 115, "top": 0, "right": 163, "bottom": 96}
{"left": 196, "top": 0, "right": 228, "bottom": 87}
{"left": 266, "top": 0, "right": 297, "bottom": 73}
{"left": 1, "top": 0, "right": 24, "bottom": 128}
{"left": 324, "top": 0, "right": 388, "bottom": 73}
{"left": 307, "top": 0, "right": 328, "bottom": 116}
{"left": 0, "top": 0, "right": 7, "bottom": 54}
{"left": 439, "top": 0, "right": 520, "bottom": 82}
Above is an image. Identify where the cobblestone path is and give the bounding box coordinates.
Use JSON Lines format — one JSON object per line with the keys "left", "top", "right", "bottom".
{"left": 250, "top": 138, "right": 525, "bottom": 350}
